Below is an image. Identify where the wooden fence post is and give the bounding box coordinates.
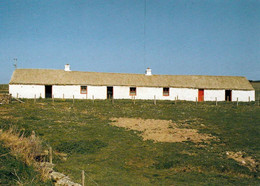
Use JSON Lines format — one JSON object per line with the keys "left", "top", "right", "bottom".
{"left": 82, "top": 170, "right": 85, "bottom": 186}
{"left": 92, "top": 95, "right": 94, "bottom": 104}
{"left": 227, "top": 96, "right": 229, "bottom": 102}
{"left": 34, "top": 94, "right": 36, "bottom": 104}
{"left": 154, "top": 95, "right": 156, "bottom": 105}
{"left": 17, "top": 93, "right": 18, "bottom": 99}
{"left": 49, "top": 147, "right": 52, "bottom": 164}
{"left": 215, "top": 97, "right": 217, "bottom": 106}
{"left": 248, "top": 96, "right": 250, "bottom": 102}
{"left": 237, "top": 97, "right": 238, "bottom": 106}
{"left": 63, "top": 94, "right": 64, "bottom": 100}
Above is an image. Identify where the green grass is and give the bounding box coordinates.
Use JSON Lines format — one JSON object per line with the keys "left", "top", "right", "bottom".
{"left": 250, "top": 81, "right": 260, "bottom": 100}
{"left": 0, "top": 98, "right": 259, "bottom": 185}
{"left": 0, "top": 84, "right": 8, "bottom": 94}
{"left": 0, "top": 142, "right": 52, "bottom": 185}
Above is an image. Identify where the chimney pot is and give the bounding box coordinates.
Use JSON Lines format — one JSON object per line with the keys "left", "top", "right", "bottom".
{"left": 64, "top": 64, "right": 71, "bottom": 71}
{"left": 145, "top": 67, "right": 152, "bottom": 76}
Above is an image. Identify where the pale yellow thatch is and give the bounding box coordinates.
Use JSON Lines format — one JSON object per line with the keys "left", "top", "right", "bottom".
{"left": 9, "top": 69, "right": 254, "bottom": 90}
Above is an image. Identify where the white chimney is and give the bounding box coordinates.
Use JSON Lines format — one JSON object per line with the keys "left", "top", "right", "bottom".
{"left": 64, "top": 64, "right": 71, "bottom": 71}
{"left": 145, "top": 67, "right": 152, "bottom": 76}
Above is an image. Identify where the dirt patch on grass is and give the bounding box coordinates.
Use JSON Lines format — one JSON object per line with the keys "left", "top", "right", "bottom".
{"left": 110, "top": 118, "right": 215, "bottom": 143}
{"left": 226, "top": 151, "right": 259, "bottom": 173}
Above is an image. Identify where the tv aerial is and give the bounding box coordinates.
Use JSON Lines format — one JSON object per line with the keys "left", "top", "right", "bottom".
{"left": 13, "top": 58, "right": 17, "bottom": 69}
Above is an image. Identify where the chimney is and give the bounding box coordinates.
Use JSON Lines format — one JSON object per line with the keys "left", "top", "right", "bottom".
{"left": 145, "top": 67, "right": 152, "bottom": 76}
{"left": 64, "top": 64, "right": 71, "bottom": 71}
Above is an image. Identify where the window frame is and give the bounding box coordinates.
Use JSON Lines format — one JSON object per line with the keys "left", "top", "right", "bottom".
{"left": 163, "top": 87, "right": 170, "bottom": 96}
{"left": 80, "top": 86, "right": 87, "bottom": 94}
{"left": 129, "top": 87, "right": 137, "bottom": 96}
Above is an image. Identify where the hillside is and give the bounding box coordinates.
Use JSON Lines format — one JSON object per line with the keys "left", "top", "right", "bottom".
{"left": 0, "top": 97, "right": 259, "bottom": 185}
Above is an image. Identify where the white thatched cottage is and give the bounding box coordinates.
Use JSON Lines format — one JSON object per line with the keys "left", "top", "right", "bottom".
{"left": 9, "top": 65, "right": 255, "bottom": 102}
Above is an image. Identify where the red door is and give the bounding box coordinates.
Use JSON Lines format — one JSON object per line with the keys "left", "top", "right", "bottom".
{"left": 198, "top": 89, "right": 204, "bottom": 102}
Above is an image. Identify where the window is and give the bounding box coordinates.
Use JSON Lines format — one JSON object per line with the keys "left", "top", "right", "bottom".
{"left": 130, "top": 87, "right": 136, "bottom": 96}
{"left": 80, "top": 86, "right": 87, "bottom": 94}
{"left": 163, "top": 87, "right": 169, "bottom": 96}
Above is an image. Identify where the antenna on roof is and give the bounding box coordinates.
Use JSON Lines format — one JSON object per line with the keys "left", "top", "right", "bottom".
{"left": 13, "top": 58, "right": 17, "bottom": 69}
{"left": 143, "top": 0, "right": 147, "bottom": 67}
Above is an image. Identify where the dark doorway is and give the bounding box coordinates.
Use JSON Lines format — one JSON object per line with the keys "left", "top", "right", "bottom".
{"left": 107, "top": 86, "right": 113, "bottom": 99}
{"left": 225, "top": 90, "right": 232, "bottom": 101}
{"left": 198, "top": 89, "right": 204, "bottom": 102}
{"left": 45, "top": 85, "right": 52, "bottom": 98}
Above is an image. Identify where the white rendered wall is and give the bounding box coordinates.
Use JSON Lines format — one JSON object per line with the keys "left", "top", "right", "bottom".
{"left": 113, "top": 86, "right": 198, "bottom": 101}
{"left": 9, "top": 84, "right": 45, "bottom": 98}
{"left": 171, "top": 88, "right": 198, "bottom": 101}
{"left": 52, "top": 85, "right": 107, "bottom": 99}
{"left": 232, "top": 90, "right": 255, "bottom": 102}
{"left": 88, "top": 86, "right": 107, "bottom": 99}
{"left": 204, "top": 90, "right": 225, "bottom": 101}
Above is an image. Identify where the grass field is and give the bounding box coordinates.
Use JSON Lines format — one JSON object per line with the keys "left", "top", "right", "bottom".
{"left": 0, "top": 97, "right": 259, "bottom": 185}
{"left": 0, "top": 84, "right": 8, "bottom": 94}
{"left": 251, "top": 81, "right": 260, "bottom": 100}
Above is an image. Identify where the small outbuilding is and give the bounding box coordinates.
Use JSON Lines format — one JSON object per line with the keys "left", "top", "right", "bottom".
{"left": 9, "top": 65, "right": 255, "bottom": 102}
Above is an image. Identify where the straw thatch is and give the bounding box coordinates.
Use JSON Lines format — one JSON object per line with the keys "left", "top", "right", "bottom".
{"left": 9, "top": 69, "right": 254, "bottom": 90}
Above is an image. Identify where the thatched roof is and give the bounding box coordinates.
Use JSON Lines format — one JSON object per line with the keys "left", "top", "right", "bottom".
{"left": 9, "top": 69, "right": 254, "bottom": 90}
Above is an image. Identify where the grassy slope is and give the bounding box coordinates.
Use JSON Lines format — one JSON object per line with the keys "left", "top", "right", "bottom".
{"left": 0, "top": 142, "right": 52, "bottom": 185}
{"left": 251, "top": 81, "right": 260, "bottom": 100}
{"left": 0, "top": 84, "right": 8, "bottom": 94}
{"left": 0, "top": 99, "right": 259, "bottom": 185}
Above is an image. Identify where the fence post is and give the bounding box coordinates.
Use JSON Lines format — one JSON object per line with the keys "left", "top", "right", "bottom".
{"left": 215, "top": 97, "right": 217, "bottom": 106}
{"left": 154, "top": 95, "right": 156, "bottom": 105}
{"left": 34, "top": 94, "right": 36, "bottom": 104}
{"left": 175, "top": 97, "right": 177, "bottom": 104}
{"left": 92, "top": 95, "right": 94, "bottom": 104}
{"left": 237, "top": 97, "right": 238, "bottom": 106}
{"left": 49, "top": 147, "right": 52, "bottom": 164}
{"left": 248, "top": 96, "right": 250, "bottom": 102}
{"left": 63, "top": 94, "right": 64, "bottom": 100}
{"left": 227, "top": 96, "right": 229, "bottom": 102}
{"left": 82, "top": 170, "right": 85, "bottom": 186}
{"left": 17, "top": 93, "right": 18, "bottom": 99}
{"left": 40, "top": 93, "right": 42, "bottom": 98}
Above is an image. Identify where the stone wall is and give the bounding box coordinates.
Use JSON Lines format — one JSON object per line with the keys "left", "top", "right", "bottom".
{"left": 0, "top": 94, "right": 11, "bottom": 104}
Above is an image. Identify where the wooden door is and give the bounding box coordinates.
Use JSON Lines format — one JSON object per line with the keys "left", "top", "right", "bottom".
{"left": 198, "top": 89, "right": 204, "bottom": 102}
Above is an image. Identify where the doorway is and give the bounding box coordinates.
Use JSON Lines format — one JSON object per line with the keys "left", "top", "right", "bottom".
{"left": 198, "top": 89, "right": 204, "bottom": 102}
{"left": 45, "top": 85, "right": 52, "bottom": 98}
{"left": 107, "top": 86, "right": 113, "bottom": 99}
{"left": 225, "top": 90, "right": 232, "bottom": 101}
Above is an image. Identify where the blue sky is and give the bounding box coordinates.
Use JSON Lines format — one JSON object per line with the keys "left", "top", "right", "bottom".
{"left": 0, "top": 0, "right": 259, "bottom": 83}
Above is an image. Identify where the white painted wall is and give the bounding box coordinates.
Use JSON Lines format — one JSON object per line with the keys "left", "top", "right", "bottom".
{"left": 113, "top": 86, "right": 198, "bottom": 101}
{"left": 9, "top": 84, "right": 45, "bottom": 98}
{"left": 88, "top": 86, "right": 107, "bottom": 99}
{"left": 172, "top": 88, "right": 198, "bottom": 101}
{"left": 204, "top": 90, "right": 225, "bottom": 101}
{"left": 9, "top": 84, "right": 255, "bottom": 102}
{"left": 232, "top": 90, "right": 255, "bottom": 102}
{"left": 53, "top": 85, "right": 107, "bottom": 99}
